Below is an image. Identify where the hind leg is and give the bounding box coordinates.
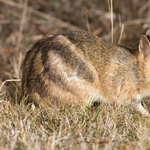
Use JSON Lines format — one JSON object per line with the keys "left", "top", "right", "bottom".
{"left": 45, "top": 79, "right": 102, "bottom": 107}
{"left": 133, "top": 101, "right": 150, "bottom": 117}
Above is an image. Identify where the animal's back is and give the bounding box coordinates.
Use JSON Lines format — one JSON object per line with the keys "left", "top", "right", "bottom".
{"left": 22, "top": 31, "right": 105, "bottom": 105}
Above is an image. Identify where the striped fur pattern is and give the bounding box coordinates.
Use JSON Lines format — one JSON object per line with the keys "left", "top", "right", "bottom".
{"left": 22, "top": 30, "right": 150, "bottom": 117}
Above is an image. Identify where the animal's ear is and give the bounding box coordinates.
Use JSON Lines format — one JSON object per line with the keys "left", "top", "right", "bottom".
{"left": 139, "top": 35, "right": 150, "bottom": 58}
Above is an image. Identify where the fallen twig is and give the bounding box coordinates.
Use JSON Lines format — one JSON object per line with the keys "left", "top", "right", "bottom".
{"left": 0, "top": 0, "right": 82, "bottom": 31}
{"left": 0, "top": 79, "right": 21, "bottom": 92}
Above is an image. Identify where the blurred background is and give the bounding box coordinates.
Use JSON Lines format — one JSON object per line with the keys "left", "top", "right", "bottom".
{"left": 0, "top": 0, "right": 150, "bottom": 89}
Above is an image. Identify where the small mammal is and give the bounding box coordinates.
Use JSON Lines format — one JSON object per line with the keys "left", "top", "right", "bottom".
{"left": 22, "top": 30, "right": 150, "bottom": 117}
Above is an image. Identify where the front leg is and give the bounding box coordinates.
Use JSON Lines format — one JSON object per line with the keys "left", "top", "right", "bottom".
{"left": 132, "top": 100, "right": 150, "bottom": 118}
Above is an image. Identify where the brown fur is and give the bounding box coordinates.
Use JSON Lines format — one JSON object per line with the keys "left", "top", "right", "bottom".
{"left": 22, "top": 30, "right": 150, "bottom": 117}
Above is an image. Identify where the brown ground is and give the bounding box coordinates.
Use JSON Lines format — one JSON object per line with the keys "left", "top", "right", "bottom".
{"left": 0, "top": 0, "right": 150, "bottom": 81}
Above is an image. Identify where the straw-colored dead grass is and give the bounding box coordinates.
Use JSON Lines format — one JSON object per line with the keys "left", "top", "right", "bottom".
{"left": 1, "top": 91, "right": 150, "bottom": 149}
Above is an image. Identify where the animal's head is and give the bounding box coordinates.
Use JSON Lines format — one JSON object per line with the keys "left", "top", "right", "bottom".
{"left": 139, "top": 29, "right": 150, "bottom": 79}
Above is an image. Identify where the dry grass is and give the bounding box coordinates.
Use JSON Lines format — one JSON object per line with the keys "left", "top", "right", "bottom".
{"left": 1, "top": 0, "right": 150, "bottom": 149}
{"left": 1, "top": 92, "right": 150, "bottom": 149}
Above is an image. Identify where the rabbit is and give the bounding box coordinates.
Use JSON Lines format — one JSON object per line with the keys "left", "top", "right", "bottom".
{"left": 22, "top": 30, "right": 150, "bottom": 117}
